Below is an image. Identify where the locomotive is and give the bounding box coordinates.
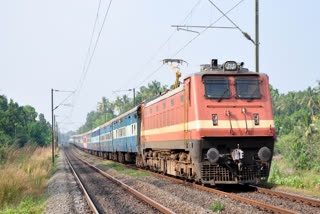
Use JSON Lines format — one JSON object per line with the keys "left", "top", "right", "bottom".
{"left": 72, "top": 59, "right": 275, "bottom": 185}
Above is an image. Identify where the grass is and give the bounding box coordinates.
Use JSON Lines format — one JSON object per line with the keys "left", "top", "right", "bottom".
{"left": 103, "top": 161, "right": 151, "bottom": 178}
{"left": 0, "top": 143, "right": 57, "bottom": 213}
{"left": 0, "top": 195, "right": 48, "bottom": 214}
{"left": 210, "top": 200, "right": 225, "bottom": 212}
{"left": 267, "top": 158, "right": 320, "bottom": 198}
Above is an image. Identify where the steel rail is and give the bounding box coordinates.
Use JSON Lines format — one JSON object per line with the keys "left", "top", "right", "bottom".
{"left": 250, "top": 185, "right": 320, "bottom": 207}
{"left": 64, "top": 150, "right": 99, "bottom": 214}
{"left": 69, "top": 150, "right": 176, "bottom": 214}
{"left": 75, "top": 147, "right": 298, "bottom": 214}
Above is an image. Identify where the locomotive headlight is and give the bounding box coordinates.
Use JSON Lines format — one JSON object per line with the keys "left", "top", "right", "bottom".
{"left": 258, "top": 147, "right": 272, "bottom": 162}
{"left": 207, "top": 148, "right": 220, "bottom": 163}
{"left": 212, "top": 114, "right": 218, "bottom": 126}
{"left": 224, "top": 61, "right": 238, "bottom": 71}
{"left": 254, "top": 113, "right": 259, "bottom": 125}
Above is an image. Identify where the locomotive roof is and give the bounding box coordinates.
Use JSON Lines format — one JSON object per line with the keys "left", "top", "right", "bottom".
{"left": 187, "top": 65, "right": 268, "bottom": 77}
{"left": 144, "top": 86, "right": 183, "bottom": 107}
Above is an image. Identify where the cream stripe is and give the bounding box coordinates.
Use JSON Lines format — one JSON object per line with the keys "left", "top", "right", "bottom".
{"left": 143, "top": 120, "right": 274, "bottom": 136}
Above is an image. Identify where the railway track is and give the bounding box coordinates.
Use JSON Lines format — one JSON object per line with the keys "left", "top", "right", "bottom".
{"left": 65, "top": 151, "right": 99, "bottom": 214}
{"left": 64, "top": 147, "right": 176, "bottom": 214}
{"left": 73, "top": 146, "right": 320, "bottom": 214}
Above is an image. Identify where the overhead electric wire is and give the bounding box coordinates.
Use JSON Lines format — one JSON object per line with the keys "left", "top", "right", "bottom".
{"left": 135, "top": 64, "right": 165, "bottom": 88}
{"left": 55, "top": 91, "right": 75, "bottom": 110}
{"left": 76, "top": 0, "right": 113, "bottom": 98}
{"left": 171, "top": 0, "right": 245, "bottom": 58}
{"left": 207, "top": 0, "right": 255, "bottom": 44}
{"left": 124, "top": 0, "right": 203, "bottom": 89}
{"left": 65, "top": 0, "right": 113, "bottom": 130}
{"left": 136, "top": 0, "right": 245, "bottom": 86}
{"left": 76, "top": 0, "right": 103, "bottom": 93}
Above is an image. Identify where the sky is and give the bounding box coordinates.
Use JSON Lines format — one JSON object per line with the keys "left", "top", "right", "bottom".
{"left": 1, "top": 0, "right": 319, "bottom": 132}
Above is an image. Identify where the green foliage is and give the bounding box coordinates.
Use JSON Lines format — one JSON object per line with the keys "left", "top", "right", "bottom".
{"left": 0, "top": 95, "right": 51, "bottom": 148}
{"left": 103, "top": 161, "right": 150, "bottom": 177}
{"left": 268, "top": 159, "right": 320, "bottom": 191}
{"left": 271, "top": 82, "right": 320, "bottom": 170}
{"left": 77, "top": 80, "right": 168, "bottom": 134}
{"left": 0, "top": 195, "right": 48, "bottom": 214}
{"left": 210, "top": 200, "right": 225, "bottom": 212}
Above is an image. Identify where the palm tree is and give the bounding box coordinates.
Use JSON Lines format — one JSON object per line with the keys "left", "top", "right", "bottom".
{"left": 299, "top": 87, "right": 319, "bottom": 116}
{"left": 97, "top": 97, "right": 109, "bottom": 122}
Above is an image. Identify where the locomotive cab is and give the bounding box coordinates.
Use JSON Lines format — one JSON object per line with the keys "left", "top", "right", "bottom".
{"left": 187, "top": 60, "right": 275, "bottom": 185}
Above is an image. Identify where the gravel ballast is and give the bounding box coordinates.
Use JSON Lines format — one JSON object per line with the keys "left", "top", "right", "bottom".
{"left": 72, "top": 147, "right": 268, "bottom": 214}
{"left": 66, "top": 147, "right": 162, "bottom": 214}
{"left": 44, "top": 150, "right": 91, "bottom": 214}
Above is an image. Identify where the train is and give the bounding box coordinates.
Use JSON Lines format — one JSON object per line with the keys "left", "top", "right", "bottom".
{"left": 71, "top": 59, "right": 275, "bottom": 185}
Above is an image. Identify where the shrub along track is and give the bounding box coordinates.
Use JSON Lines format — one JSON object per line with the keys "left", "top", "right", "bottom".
{"left": 64, "top": 147, "right": 175, "bottom": 214}
{"left": 73, "top": 145, "right": 320, "bottom": 214}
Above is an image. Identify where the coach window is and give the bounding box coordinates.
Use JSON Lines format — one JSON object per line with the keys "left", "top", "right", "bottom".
{"left": 180, "top": 95, "right": 183, "bottom": 103}
{"left": 150, "top": 108, "right": 152, "bottom": 114}
{"left": 171, "top": 99, "right": 175, "bottom": 106}
{"left": 203, "top": 77, "right": 230, "bottom": 100}
{"left": 235, "top": 77, "right": 261, "bottom": 99}
{"left": 156, "top": 106, "right": 159, "bottom": 112}
{"left": 163, "top": 103, "right": 166, "bottom": 109}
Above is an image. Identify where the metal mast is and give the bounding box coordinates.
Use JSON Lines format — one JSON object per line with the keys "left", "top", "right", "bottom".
{"left": 255, "top": 0, "right": 259, "bottom": 73}
{"left": 51, "top": 89, "right": 54, "bottom": 164}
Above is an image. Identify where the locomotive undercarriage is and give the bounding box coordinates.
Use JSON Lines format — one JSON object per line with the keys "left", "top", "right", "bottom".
{"left": 137, "top": 150, "right": 196, "bottom": 180}
{"left": 79, "top": 136, "right": 274, "bottom": 185}
{"left": 135, "top": 137, "right": 274, "bottom": 185}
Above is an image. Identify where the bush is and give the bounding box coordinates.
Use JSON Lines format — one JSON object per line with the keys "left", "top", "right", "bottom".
{"left": 210, "top": 200, "right": 225, "bottom": 212}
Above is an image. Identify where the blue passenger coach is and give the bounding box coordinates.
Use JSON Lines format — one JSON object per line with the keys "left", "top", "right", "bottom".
{"left": 72, "top": 106, "right": 141, "bottom": 163}
{"left": 91, "top": 127, "right": 100, "bottom": 151}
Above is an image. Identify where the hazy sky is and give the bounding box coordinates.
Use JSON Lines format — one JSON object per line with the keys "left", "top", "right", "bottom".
{"left": 1, "top": 0, "right": 319, "bottom": 132}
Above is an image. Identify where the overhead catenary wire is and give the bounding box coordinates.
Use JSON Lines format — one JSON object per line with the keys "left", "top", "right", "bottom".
{"left": 77, "top": 0, "right": 103, "bottom": 93}
{"left": 136, "top": 0, "right": 246, "bottom": 87}
{"left": 123, "top": 0, "right": 203, "bottom": 89}
{"left": 171, "top": 0, "right": 246, "bottom": 58}
{"left": 60, "top": 0, "right": 113, "bottom": 132}
{"left": 69, "top": 0, "right": 113, "bottom": 122}
{"left": 207, "top": 0, "right": 255, "bottom": 45}
{"left": 75, "top": 0, "right": 113, "bottom": 98}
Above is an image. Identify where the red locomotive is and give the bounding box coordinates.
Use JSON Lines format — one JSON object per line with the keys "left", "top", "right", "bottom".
{"left": 72, "top": 59, "right": 275, "bottom": 185}
{"left": 137, "top": 59, "right": 275, "bottom": 184}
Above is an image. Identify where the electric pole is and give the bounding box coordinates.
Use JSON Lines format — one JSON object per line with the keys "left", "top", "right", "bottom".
{"left": 255, "top": 0, "right": 259, "bottom": 73}
{"left": 51, "top": 89, "right": 54, "bottom": 164}
{"left": 133, "top": 88, "right": 135, "bottom": 106}
{"left": 51, "top": 89, "right": 74, "bottom": 164}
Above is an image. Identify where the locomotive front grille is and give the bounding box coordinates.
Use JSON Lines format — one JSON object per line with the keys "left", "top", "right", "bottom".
{"left": 200, "top": 163, "right": 269, "bottom": 184}
{"left": 201, "top": 164, "right": 234, "bottom": 182}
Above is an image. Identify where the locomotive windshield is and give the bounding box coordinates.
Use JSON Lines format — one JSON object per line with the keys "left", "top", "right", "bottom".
{"left": 235, "top": 77, "right": 261, "bottom": 99}
{"left": 203, "top": 77, "right": 230, "bottom": 100}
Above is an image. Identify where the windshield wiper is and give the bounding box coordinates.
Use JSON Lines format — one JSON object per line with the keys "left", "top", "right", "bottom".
{"left": 247, "top": 85, "right": 260, "bottom": 101}
{"left": 218, "top": 88, "right": 229, "bottom": 102}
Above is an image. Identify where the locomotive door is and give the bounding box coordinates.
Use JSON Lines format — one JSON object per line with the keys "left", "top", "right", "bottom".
{"left": 184, "top": 78, "right": 190, "bottom": 148}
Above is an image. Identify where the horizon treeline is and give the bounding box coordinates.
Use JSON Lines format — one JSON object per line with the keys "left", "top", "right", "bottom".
{"left": 0, "top": 95, "right": 52, "bottom": 148}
